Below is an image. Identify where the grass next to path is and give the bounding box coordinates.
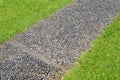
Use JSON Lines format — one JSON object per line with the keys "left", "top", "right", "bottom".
{"left": 63, "top": 14, "right": 120, "bottom": 80}
{"left": 0, "top": 0, "right": 71, "bottom": 44}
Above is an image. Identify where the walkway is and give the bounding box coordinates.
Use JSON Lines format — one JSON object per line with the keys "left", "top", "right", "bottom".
{"left": 0, "top": 0, "right": 120, "bottom": 80}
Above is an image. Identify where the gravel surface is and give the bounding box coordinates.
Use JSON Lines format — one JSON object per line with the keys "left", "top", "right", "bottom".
{"left": 0, "top": 43, "right": 63, "bottom": 80}
{"left": 0, "top": 0, "right": 120, "bottom": 79}
{"left": 14, "top": 0, "right": 120, "bottom": 66}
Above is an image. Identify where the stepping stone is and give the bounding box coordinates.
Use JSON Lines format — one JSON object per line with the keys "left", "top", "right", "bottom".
{"left": 0, "top": 43, "right": 63, "bottom": 80}
{"left": 14, "top": 0, "right": 120, "bottom": 67}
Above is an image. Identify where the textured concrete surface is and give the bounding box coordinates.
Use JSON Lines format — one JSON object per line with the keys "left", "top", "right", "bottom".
{"left": 15, "top": 0, "right": 120, "bottom": 66}
{"left": 0, "top": 43, "right": 63, "bottom": 80}
{"left": 0, "top": 0, "right": 120, "bottom": 80}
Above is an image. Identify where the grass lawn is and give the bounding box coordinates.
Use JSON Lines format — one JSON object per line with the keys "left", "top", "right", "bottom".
{"left": 63, "top": 14, "right": 120, "bottom": 80}
{"left": 0, "top": 0, "right": 71, "bottom": 44}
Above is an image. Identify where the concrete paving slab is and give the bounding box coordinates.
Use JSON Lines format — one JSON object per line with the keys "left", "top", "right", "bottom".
{"left": 14, "top": 0, "right": 120, "bottom": 67}
{"left": 0, "top": 43, "right": 63, "bottom": 80}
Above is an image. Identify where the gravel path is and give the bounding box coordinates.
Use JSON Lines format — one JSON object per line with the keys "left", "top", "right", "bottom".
{"left": 0, "top": 0, "right": 120, "bottom": 80}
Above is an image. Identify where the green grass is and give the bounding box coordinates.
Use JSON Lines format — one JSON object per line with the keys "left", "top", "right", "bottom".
{"left": 63, "top": 14, "right": 120, "bottom": 80}
{"left": 0, "top": 0, "right": 71, "bottom": 44}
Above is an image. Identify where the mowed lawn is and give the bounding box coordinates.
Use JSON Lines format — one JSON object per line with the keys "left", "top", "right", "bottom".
{"left": 0, "top": 0, "right": 71, "bottom": 44}
{"left": 63, "top": 14, "right": 120, "bottom": 80}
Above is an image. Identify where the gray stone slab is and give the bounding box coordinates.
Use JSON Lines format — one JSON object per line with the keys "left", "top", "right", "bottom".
{"left": 0, "top": 43, "right": 63, "bottom": 80}
{"left": 14, "top": 0, "right": 120, "bottom": 67}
